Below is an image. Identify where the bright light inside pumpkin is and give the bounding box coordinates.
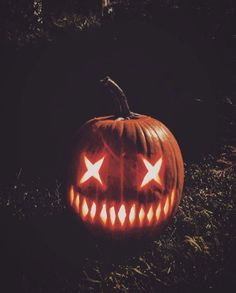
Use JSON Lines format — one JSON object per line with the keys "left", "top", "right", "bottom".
{"left": 80, "top": 155, "right": 105, "bottom": 185}
{"left": 141, "top": 157, "right": 162, "bottom": 188}
{"left": 139, "top": 206, "right": 145, "bottom": 225}
{"left": 129, "top": 204, "right": 136, "bottom": 225}
{"left": 82, "top": 198, "right": 89, "bottom": 217}
{"left": 156, "top": 204, "right": 161, "bottom": 222}
{"left": 69, "top": 186, "right": 74, "bottom": 206}
{"left": 147, "top": 206, "right": 154, "bottom": 223}
{"left": 171, "top": 189, "right": 175, "bottom": 207}
{"left": 70, "top": 186, "right": 177, "bottom": 231}
{"left": 110, "top": 206, "right": 116, "bottom": 226}
{"left": 90, "top": 202, "right": 96, "bottom": 220}
{"left": 100, "top": 203, "right": 107, "bottom": 224}
{"left": 75, "top": 194, "right": 80, "bottom": 211}
{"left": 118, "top": 204, "right": 126, "bottom": 226}
{"left": 164, "top": 197, "right": 169, "bottom": 217}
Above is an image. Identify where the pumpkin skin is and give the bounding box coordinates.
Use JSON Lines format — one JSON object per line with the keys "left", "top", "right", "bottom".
{"left": 68, "top": 78, "right": 184, "bottom": 237}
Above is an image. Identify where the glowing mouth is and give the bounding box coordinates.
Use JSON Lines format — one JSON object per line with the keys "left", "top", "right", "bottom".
{"left": 69, "top": 186, "right": 176, "bottom": 230}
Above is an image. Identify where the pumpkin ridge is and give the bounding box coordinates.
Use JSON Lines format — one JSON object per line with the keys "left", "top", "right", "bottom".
{"left": 130, "top": 120, "right": 138, "bottom": 146}
{"left": 111, "top": 118, "right": 118, "bottom": 132}
{"left": 144, "top": 119, "right": 176, "bottom": 197}
{"left": 117, "top": 120, "right": 125, "bottom": 138}
{"left": 132, "top": 120, "right": 148, "bottom": 154}
{"left": 97, "top": 124, "right": 120, "bottom": 161}
{"left": 146, "top": 120, "right": 166, "bottom": 153}
{"left": 144, "top": 119, "right": 164, "bottom": 158}
{"left": 142, "top": 121, "right": 163, "bottom": 156}
{"left": 158, "top": 123, "right": 183, "bottom": 205}
{"left": 157, "top": 123, "right": 178, "bottom": 194}
{"left": 136, "top": 120, "right": 151, "bottom": 156}
{"left": 160, "top": 124, "right": 184, "bottom": 199}
{"left": 134, "top": 121, "right": 141, "bottom": 149}
{"left": 126, "top": 120, "right": 137, "bottom": 145}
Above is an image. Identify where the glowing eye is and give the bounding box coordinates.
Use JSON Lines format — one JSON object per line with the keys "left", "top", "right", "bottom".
{"left": 140, "top": 157, "right": 162, "bottom": 188}
{"left": 80, "top": 155, "right": 105, "bottom": 185}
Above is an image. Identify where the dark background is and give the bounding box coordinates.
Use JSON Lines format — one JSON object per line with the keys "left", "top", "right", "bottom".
{"left": 0, "top": 1, "right": 235, "bottom": 292}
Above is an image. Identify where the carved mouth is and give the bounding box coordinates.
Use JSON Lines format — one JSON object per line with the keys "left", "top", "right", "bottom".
{"left": 69, "top": 186, "right": 176, "bottom": 231}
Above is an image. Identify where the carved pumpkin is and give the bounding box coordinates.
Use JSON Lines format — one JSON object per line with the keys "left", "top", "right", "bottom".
{"left": 68, "top": 77, "right": 184, "bottom": 236}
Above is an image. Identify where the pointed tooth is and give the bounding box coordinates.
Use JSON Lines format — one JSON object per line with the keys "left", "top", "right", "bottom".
{"left": 139, "top": 206, "right": 145, "bottom": 225}
{"left": 164, "top": 197, "right": 169, "bottom": 217}
{"left": 90, "top": 202, "right": 96, "bottom": 220}
{"left": 109, "top": 206, "right": 116, "bottom": 226}
{"left": 82, "top": 198, "right": 89, "bottom": 218}
{"left": 118, "top": 204, "right": 126, "bottom": 226}
{"left": 129, "top": 204, "right": 136, "bottom": 225}
{"left": 147, "top": 205, "right": 154, "bottom": 224}
{"left": 156, "top": 204, "right": 161, "bottom": 222}
{"left": 75, "top": 194, "right": 80, "bottom": 212}
{"left": 100, "top": 203, "right": 107, "bottom": 225}
{"left": 171, "top": 189, "right": 175, "bottom": 208}
{"left": 69, "top": 186, "right": 74, "bottom": 206}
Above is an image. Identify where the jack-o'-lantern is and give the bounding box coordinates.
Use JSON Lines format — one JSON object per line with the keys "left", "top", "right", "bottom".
{"left": 68, "top": 77, "right": 184, "bottom": 237}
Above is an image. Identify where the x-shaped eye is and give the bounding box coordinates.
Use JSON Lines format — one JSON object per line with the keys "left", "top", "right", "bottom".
{"left": 80, "top": 156, "right": 105, "bottom": 185}
{"left": 140, "top": 157, "right": 162, "bottom": 188}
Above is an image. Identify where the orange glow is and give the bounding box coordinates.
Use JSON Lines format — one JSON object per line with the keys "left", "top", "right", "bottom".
{"left": 71, "top": 191, "right": 176, "bottom": 230}
{"left": 164, "top": 197, "right": 169, "bottom": 217}
{"left": 100, "top": 203, "right": 107, "bottom": 224}
{"left": 75, "top": 194, "right": 80, "bottom": 212}
{"left": 118, "top": 204, "right": 126, "bottom": 226}
{"left": 147, "top": 206, "right": 154, "bottom": 223}
{"left": 171, "top": 189, "right": 175, "bottom": 207}
{"left": 80, "top": 155, "right": 104, "bottom": 185}
{"left": 129, "top": 204, "right": 136, "bottom": 225}
{"left": 141, "top": 157, "right": 162, "bottom": 188}
{"left": 139, "top": 206, "right": 145, "bottom": 224}
{"left": 82, "top": 198, "right": 89, "bottom": 217}
{"left": 69, "top": 186, "right": 74, "bottom": 206}
{"left": 156, "top": 204, "right": 161, "bottom": 222}
{"left": 90, "top": 202, "right": 96, "bottom": 220}
{"left": 109, "top": 206, "right": 116, "bottom": 226}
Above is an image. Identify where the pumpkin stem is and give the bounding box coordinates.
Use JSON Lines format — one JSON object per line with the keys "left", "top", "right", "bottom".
{"left": 100, "top": 76, "right": 132, "bottom": 118}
